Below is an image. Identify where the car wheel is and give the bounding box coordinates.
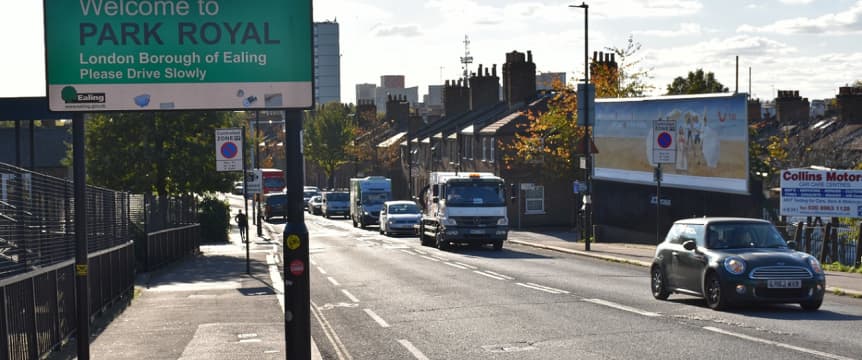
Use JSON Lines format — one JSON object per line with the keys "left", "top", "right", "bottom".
{"left": 704, "top": 272, "right": 728, "bottom": 310}
{"left": 492, "top": 241, "right": 503, "bottom": 251}
{"left": 651, "top": 266, "right": 671, "bottom": 300}
{"left": 800, "top": 298, "right": 822, "bottom": 311}
{"left": 435, "top": 230, "right": 448, "bottom": 251}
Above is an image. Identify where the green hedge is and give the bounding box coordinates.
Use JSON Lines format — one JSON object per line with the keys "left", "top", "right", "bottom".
{"left": 198, "top": 195, "right": 230, "bottom": 243}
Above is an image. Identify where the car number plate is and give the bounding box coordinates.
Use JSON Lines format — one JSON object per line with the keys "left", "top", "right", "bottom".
{"left": 469, "top": 229, "right": 485, "bottom": 235}
{"left": 767, "top": 279, "right": 802, "bottom": 289}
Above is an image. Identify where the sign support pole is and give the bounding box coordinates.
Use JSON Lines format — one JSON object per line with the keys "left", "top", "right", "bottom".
{"left": 73, "top": 112, "right": 90, "bottom": 360}
{"left": 242, "top": 127, "right": 250, "bottom": 274}
{"left": 283, "top": 110, "right": 310, "bottom": 359}
{"left": 656, "top": 164, "right": 662, "bottom": 244}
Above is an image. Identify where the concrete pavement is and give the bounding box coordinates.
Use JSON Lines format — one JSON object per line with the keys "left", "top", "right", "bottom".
{"left": 50, "top": 215, "right": 322, "bottom": 360}
{"left": 509, "top": 228, "right": 862, "bottom": 299}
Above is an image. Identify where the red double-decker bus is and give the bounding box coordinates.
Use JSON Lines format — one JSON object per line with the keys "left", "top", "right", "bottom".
{"left": 259, "top": 168, "right": 285, "bottom": 194}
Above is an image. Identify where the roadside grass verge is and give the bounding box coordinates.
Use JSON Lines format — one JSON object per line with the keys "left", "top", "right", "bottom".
{"left": 822, "top": 262, "right": 862, "bottom": 274}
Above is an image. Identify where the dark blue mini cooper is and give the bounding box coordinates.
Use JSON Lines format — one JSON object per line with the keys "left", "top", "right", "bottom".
{"left": 651, "top": 217, "right": 826, "bottom": 311}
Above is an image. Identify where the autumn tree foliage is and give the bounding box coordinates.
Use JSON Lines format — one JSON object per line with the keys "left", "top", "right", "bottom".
{"left": 504, "top": 38, "right": 652, "bottom": 178}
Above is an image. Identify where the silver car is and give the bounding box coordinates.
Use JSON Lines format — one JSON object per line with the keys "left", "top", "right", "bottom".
{"left": 379, "top": 200, "right": 421, "bottom": 236}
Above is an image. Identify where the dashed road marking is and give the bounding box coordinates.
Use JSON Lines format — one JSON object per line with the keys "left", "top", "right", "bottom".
{"left": 703, "top": 326, "right": 855, "bottom": 360}
{"left": 419, "top": 255, "right": 440, "bottom": 262}
{"left": 364, "top": 308, "right": 390, "bottom": 328}
{"left": 327, "top": 277, "right": 340, "bottom": 286}
{"left": 484, "top": 271, "right": 514, "bottom": 280}
{"left": 397, "top": 339, "right": 430, "bottom": 360}
{"left": 516, "top": 282, "right": 568, "bottom": 294}
{"left": 444, "top": 262, "right": 468, "bottom": 270}
{"left": 453, "top": 262, "right": 477, "bottom": 269}
{"left": 341, "top": 289, "right": 359, "bottom": 303}
{"left": 474, "top": 270, "right": 506, "bottom": 280}
{"left": 584, "top": 298, "right": 660, "bottom": 317}
{"left": 317, "top": 266, "right": 328, "bottom": 274}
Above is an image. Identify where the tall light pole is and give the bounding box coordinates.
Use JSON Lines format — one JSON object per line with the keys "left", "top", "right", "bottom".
{"left": 570, "top": 2, "right": 592, "bottom": 251}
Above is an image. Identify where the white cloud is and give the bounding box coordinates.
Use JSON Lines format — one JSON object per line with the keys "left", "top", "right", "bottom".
{"left": 738, "top": 1, "right": 862, "bottom": 34}
{"left": 590, "top": 0, "right": 703, "bottom": 18}
{"left": 779, "top": 0, "right": 815, "bottom": 4}
{"left": 635, "top": 23, "right": 703, "bottom": 37}
{"left": 373, "top": 24, "right": 422, "bottom": 37}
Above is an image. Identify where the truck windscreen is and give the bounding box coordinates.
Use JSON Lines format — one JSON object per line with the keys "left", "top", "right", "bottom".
{"left": 445, "top": 181, "right": 505, "bottom": 207}
{"left": 362, "top": 192, "right": 389, "bottom": 205}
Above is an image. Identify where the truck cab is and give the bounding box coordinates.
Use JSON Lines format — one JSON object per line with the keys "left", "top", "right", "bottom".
{"left": 349, "top": 176, "right": 392, "bottom": 228}
{"left": 419, "top": 172, "right": 509, "bottom": 250}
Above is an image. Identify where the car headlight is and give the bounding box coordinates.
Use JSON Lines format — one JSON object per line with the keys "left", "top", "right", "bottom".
{"left": 807, "top": 256, "right": 823, "bottom": 274}
{"left": 441, "top": 218, "right": 457, "bottom": 226}
{"left": 497, "top": 217, "right": 508, "bottom": 226}
{"left": 723, "top": 256, "right": 746, "bottom": 275}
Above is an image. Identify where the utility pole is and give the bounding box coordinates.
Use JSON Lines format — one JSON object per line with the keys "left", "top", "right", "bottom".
{"left": 571, "top": 2, "right": 592, "bottom": 251}
{"left": 283, "top": 110, "right": 310, "bottom": 359}
{"left": 256, "top": 111, "right": 263, "bottom": 237}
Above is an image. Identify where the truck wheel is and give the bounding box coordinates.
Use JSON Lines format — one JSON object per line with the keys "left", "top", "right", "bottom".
{"left": 419, "top": 224, "right": 430, "bottom": 246}
{"left": 435, "top": 231, "right": 449, "bottom": 251}
{"left": 492, "top": 241, "right": 503, "bottom": 251}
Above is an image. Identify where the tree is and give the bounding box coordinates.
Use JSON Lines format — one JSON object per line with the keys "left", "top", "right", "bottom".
{"left": 592, "top": 35, "right": 654, "bottom": 98}
{"left": 665, "top": 69, "right": 729, "bottom": 95}
{"left": 504, "top": 39, "right": 653, "bottom": 177}
{"left": 304, "top": 103, "right": 356, "bottom": 188}
{"left": 81, "top": 111, "right": 240, "bottom": 196}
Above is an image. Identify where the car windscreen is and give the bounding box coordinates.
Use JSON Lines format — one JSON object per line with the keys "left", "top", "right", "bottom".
{"left": 706, "top": 222, "right": 788, "bottom": 249}
{"left": 362, "top": 192, "right": 390, "bottom": 205}
{"left": 325, "top": 193, "right": 349, "bottom": 201}
{"left": 388, "top": 203, "right": 420, "bottom": 214}
{"left": 304, "top": 191, "right": 319, "bottom": 198}
{"left": 444, "top": 181, "right": 505, "bottom": 207}
{"left": 264, "top": 178, "right": 285, "bottom": 189}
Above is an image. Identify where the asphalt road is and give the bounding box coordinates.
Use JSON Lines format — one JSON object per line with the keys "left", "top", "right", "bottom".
{"left": 249, "top": 197, "right": 862, "bottom": 360}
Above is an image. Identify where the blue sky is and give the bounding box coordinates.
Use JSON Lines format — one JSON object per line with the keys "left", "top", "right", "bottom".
{"left": 3, "top": 0, "right": 861, "bottom": 104}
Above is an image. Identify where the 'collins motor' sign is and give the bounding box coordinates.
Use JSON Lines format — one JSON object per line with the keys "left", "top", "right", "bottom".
{"left": 780, "top": 169, "right": 862, "bottom": 218}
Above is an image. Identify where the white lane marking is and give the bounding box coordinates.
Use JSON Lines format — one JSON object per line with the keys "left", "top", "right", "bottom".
{"left": 310, "top": 259, "right": 318, "bottom": 266}
{"left": 444, "top": 262, "right": 468, "bottom": 270}
{"left": 525, "top": 282, "right": 570, "bottom": 294}
{"left": 484, "top": 271, "right": 514, "bottom": 280}
{"left": 516, "top": 282, "right": 567, "bottom": 294}
{"left": 317, "top": 266, "right": 328, "bottom": 275}
{"left": 364, "top": 308, "right": 390, "bottom": 328}
{"left": 400, "top": 249, "right": 416, "bottom": 255}
{"left": 419, "top": 255, "right": 440, "bottom": 262}
{"left": 703, "top": 326, "right": 855, "bottom": 360}
{"left": 414, "top": 249, "right": 428, "bottom": 255}
{"left": 431, "top": 255, "right": 450, "bottom": 261}
{"left": 454, "top": 262, "right": 477, "bottom": 269}
{"left": 583, "top": 298, "right": 661, "bottom": 317}
{"left": 328, "top": 277, "right": 341, "bottom": 286}
{"left": 398, "top": 339, "right": 430, "bottom": 360}
{"left": 526, "top": 282, "right": 570, "bottom": 294}
{"left": 311, "top": 301, "right": 354, "bottom": 360}
{"left": 341, "top": 289, "right": 360, "bottom": 303}
{"left": 474, "top": 270, "right": 506, "bottom": 280}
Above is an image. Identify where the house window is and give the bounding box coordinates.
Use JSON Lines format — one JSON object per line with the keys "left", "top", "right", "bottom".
{"left": 525, "top": 185, "right": 545, "bottom": 213}
{"left": 489, "top": 136, "right": 495, "bottom": 163}
{"left": 463, "top": 135, "right": 473, "bottom": 160}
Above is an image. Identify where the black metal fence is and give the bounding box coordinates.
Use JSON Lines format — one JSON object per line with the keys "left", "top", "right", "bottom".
{"left": 783, "top": 222, "right": 861, "bottom": 266}
{"left": 0, "top": 163, "right": 134, "bottom": 359}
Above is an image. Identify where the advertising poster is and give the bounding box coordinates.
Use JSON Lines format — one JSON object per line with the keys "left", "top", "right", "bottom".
{"left": 781, "top": 169, "right": 862, "bottom": 218}
{"left": 593, "top": 93, "right": 749, "bottom": 194}
{"left": 44, "top": 0, "right": 312, "bottom": 111}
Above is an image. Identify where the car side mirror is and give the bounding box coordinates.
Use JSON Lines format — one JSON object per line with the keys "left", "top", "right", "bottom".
{"left": 786, "top": 241, "right": 797, "bottom": 250}
{"left": 682, "top": 240, "right": 697, "bottom": 251}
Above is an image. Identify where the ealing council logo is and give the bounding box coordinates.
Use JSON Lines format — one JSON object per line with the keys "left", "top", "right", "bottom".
{"left": 61, "top": 86, "right": 106, "bottom": 104}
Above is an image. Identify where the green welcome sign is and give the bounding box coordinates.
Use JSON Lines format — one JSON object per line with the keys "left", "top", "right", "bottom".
{"left": 44, "top": 0, "right": 312, "bottom": 111}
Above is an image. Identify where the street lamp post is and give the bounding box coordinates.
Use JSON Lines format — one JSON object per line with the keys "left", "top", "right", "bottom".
{"left": 570, "top": 2, "right": 592, "bottom": 251}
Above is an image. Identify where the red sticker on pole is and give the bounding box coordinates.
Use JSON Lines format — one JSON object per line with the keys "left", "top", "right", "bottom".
{"left": 289, "top": 259, "right": 305, "bottom": 276}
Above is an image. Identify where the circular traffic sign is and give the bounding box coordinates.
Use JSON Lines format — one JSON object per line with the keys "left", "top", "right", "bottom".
{"left": 657, "top": 132, "right": 673, "bottom": 148}
{"left": 290, "top": 259, "right": 305, "bottom": 276}
{"left": 220, "top": 142, "right": 239, "bottom": 159}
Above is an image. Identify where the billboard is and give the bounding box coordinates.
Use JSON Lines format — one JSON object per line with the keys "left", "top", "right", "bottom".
{"left": 44, "top": 0, "right": 312, "bottom": 111}
{"left": 593, "top": 93, "right": 748, "bottom": 194}
{"left": 780, "top": 169, "right": 862, "bottom": 218}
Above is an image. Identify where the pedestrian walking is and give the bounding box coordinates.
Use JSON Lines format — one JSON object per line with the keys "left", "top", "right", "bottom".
{"left": 235, "top": 210, "right": 249, "bottom": 242}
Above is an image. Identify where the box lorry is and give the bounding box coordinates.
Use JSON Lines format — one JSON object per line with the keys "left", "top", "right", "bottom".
{"left": 349, "top": 176, "right": 392, "bottom": 228}
{"left": 419, "top": 172, "right": 509, "bottom": 250}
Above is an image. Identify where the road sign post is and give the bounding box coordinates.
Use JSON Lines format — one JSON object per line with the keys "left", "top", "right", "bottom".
{"left": 283, "top": 110, "right": 310, "bottom": 359}
{"left": 652, "top": 120, "right": 675, "bottom": 245}
{"left": 216, "top": 128, "right": 243, "bottom": 172}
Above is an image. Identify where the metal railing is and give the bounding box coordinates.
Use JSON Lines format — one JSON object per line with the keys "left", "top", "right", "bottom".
{"left": 0, "top": 163, "right": 134, "bottom": 359}
{"left": 783, "top": 222, "right": 860, "bottom": 266}
{"left": 141, "top": 224, "right": 200, "bottom": 272}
